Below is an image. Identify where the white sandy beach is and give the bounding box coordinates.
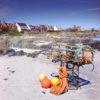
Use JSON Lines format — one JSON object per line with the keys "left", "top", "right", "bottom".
{"left": 0, "top": 51, "right": 100, "bottom": 100}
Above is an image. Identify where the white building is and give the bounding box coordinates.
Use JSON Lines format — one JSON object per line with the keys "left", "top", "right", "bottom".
{"left": 53, "top": 26, "right": 58, "bottom": 31}
{"left": 47, "top": 25, "right": 62, "bottom": 32}
{"left": 16, "top": 23, "right": 30, "bottom": 32}
{"left": 53, "top": 26, "right": 62, "bottom": 31}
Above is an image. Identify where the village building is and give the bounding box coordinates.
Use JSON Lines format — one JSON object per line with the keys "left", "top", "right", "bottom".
{"left": 47, "top": 25, "right": 62, "bottom": 32}
{"left": 7, "top": 23, "right": 17, "bottom": 32}
{"left": 29, "top": 25, "right": 48, "bottom": 33}
{"left": 53, "top": 26, "right": 62, "bottom": 31}
{"left": 68, "top": 25, "right": 82, "bottom": 32}
{"left": 46, "top": 25, "right": 54, "bottom": 32}
{"left": 39, "top": 25, "right": 48, "bottom": 33}
{"left": 16, "top": 23, "right": 30, "bottom": 32}
{"left": 0, "top": 21, "right": 9, "bottom": 33}
{"left": 29, "top": 25, "right": 40, "bottom": 33}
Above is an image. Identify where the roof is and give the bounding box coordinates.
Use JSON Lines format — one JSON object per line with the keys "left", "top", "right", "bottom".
{"left": 17, "top": 23, "right": 27, "bottom": 26}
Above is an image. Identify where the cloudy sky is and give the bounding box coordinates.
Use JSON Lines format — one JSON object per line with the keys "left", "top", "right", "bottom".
{"left": 0, "top": 0, "right": 100, "bottom": 28}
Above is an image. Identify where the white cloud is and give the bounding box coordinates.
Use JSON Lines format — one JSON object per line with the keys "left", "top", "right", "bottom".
{"left": 88, "top": 7, "right": 100, "bottom": 11}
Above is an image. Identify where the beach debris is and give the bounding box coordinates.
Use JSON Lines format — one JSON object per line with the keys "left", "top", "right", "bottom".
{"left": 9, "top": 70, "right": 15, "bottom": 74}
{"left": 68, "top": 76, "right": 90, "bottom": 88}
{"left": 48, "top": 44, "right": 94, "bottom": 71}
{"left": 39, "top": 74, "right": 46, "bottom": 82}
{"left": 50, "top": 65, "right": 68, "bottom": 95}
{"left": 51, "top": 77, "right": 59, "bottom": 86}
{"left": 38, "top": 44, "right": 94, "bottom": 95}
{"left": 40, "top": 77, "right": 51, "bottom": 89}
{"left": 51, "top": 73, "right": 59, "bottom": 77}
{"left": 39, "top": 66, "right": 68, "bottom": 95}
{"left": 4, "top": 78, "right": 8, "bottom": 81}
{"left": 41, "top": 91, "right": 46, "bottom": 94}
{"left": 7, "top": 67, "right": 10, "bottom": 69}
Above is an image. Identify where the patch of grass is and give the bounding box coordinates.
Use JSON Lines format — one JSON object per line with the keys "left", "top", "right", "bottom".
{"left": 46, "top": 31, "right": 61, "bottom": 35}
{"left": 7, "top": 31, "right": 22, "bottom": 36}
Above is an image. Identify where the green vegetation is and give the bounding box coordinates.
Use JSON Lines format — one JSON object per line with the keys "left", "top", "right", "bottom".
{"left": 46, "top": 31, "right": 61, "bottom": 35}
{"left": 0, "top": 31, "right": 99, "bottom": 37}
{"left": 7, "top": 31, "right": 22, "bottom": 36}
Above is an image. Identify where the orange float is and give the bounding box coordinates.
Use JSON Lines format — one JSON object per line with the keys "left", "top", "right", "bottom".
{"left": 40, "top": 77, "right": 51, "bottom": 89}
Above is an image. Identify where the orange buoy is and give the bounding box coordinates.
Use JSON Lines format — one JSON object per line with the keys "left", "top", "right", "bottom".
{"left": 41, "top": 77, "right": 51, "bottom": 89}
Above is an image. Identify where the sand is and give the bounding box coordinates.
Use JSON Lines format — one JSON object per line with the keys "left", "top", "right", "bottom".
{"left": 0, "top": 51, "right": 100, "bottom": 100}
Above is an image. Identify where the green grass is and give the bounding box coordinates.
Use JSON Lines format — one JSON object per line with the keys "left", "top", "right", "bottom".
{"left": 7, "top": 31, "right": 22, "bottom": 36}
{"left": 46, "top": 31, "right": 62, "bottom": 35}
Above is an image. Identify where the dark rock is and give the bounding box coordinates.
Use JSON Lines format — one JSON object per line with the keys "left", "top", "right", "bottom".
{"left": 15, "top": 50, "right": 25, "bottom": 56}
{"left": 3, "top": 49, "right": 15, "bottom": 56}
{"left": 4, "top": 78, "right": 8, "bottom": 81}
{"left": 26, "top": 53, "right": 32, "bottom": 57}
{"left": 8, "top": 51, "right": 16, "bottom": 57}
{"left": 9, "top": 70, "right": 15, "bottom": 74}
{"left": 7, "top": 67, "right": 10, "bottom": 69}
{"left": 0, "top": 50, "right": 3, "bottom": 55}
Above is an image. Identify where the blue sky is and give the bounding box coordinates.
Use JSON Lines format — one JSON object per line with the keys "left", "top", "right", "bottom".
{"left": 0, "top": 0, "right": 100, "bottom": 28}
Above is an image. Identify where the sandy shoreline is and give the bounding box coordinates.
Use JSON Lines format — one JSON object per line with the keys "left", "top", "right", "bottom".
{"left": 0, "top": 51, "right": 100, "bottom": 100}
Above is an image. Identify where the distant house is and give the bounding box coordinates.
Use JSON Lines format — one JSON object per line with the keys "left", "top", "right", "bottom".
{"left": 39, "top": 25, "right": 48, "bottom": 33}
{"left": 16, "top": 23, "right": 30, "bottom": 32}
{"left": 46, "top": 25, "right": 54, "bottom": 32}
{"left": 68, "top": 25, "right": 82, "bottom": 32}
{"left": 53, "top": 26, "right": 62, "bottom": 31}
{"left": 28, "top": 24, "right": 62, "bottom": 33}
{"left": 47, "top": 25, "right": 62, "bottom": 32}
{"left": 81, "top": 28, "right": 85, "bottom": 32}
{"left": 29, "top": 25, "right": 40, "bottom": 33}
{"left": 29, "top": 25, "right": 47, "bottom": 33}
{"left": 6, "top": 23, "right": 17, "bottom": 32}
{"left": 0, "top": 21, "right": 13, "bottom": 33}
